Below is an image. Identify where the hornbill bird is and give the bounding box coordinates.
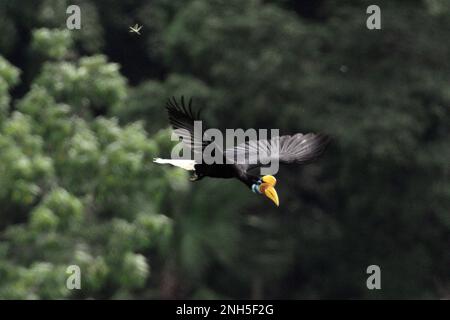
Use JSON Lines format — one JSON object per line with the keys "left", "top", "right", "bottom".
{"left": 154, "top": 97, "right": 330, "bottom": 206}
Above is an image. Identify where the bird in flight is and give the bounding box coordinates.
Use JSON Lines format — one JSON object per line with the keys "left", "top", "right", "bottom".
{"left": 129, "top": 24, "right": 142, "bottom": 35}
{"left": 154, "top": 97, "right": 330, "bottom": 206}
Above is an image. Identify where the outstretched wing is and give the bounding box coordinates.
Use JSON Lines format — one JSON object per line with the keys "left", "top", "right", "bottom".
{"left": 225, "top": 133, "right": 330, "bottom": 172}
{"left": 166, "top": 96, "right": 210, "bottom": 151}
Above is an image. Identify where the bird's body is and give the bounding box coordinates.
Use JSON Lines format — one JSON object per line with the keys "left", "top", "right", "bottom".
{"left": 194, "top": 162, "right": 259, "bottom": 187}
{"left": 195, "top": 163, "right": 237, "bottom": 179}
{"left": 155, "top": 156, "right": 257, "bottom": 186}
{"left": 154, "top": 96, "right": 330, "bottom": 206}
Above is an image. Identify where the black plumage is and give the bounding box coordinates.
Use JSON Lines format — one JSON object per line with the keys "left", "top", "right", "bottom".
{"left": 164, "top": 96, "right": 330, "bottom": 189}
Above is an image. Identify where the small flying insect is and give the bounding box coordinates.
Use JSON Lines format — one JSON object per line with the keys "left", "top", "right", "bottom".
{"left": 129, "top": 24, "right": 142, "bottom": 35}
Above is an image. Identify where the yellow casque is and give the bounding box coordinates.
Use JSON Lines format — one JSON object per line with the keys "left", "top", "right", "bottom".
{"left": 259, "top": 175, "right": 279, "bottom": 206}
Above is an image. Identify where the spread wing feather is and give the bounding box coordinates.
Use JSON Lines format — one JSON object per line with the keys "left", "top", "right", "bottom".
{"left": 166, "top": 96, "right": 209, "bottom": 150}
{"left": 166, "top": 96, "right": 330, "bottom": 171}
{"left": 225, "top": 133, "right": 330, "bottom": 171}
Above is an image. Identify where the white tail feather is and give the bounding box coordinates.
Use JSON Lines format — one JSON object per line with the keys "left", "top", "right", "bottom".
{"left": 153, "top": 158, "right": 197, "bottom": 171}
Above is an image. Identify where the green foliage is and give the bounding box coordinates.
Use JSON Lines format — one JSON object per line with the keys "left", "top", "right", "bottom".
{"left": 34, "top": 55, "right": 127, "bottom": 113}
{"left": 0, "top": 56, "right": 20, "bottom": 117}
{"left": 32, "top": 28, "right": 73, "bottom": 59}
{"left": 0, "top": 28, "right": 175, "bottom": 299}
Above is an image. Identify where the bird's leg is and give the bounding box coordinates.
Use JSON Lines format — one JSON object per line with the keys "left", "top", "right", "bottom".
{"left": 189, "top": 172, "right": 199, "bottom": 181}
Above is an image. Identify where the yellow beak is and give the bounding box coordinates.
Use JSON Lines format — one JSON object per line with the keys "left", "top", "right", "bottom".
{"left": 260, "top": 183, "right": 279, "bottom": 207}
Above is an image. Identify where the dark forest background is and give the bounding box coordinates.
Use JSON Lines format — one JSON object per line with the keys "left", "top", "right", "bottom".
{"left": 0, "top": 0, "right": 449, "bottom": 299}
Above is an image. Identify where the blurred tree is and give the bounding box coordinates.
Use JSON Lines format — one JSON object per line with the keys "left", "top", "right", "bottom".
{"left": 0, "top": 28, "right": 175, "bottom": 299}
{"left": 116, "top": 0, "right": 450, "bottom": 299}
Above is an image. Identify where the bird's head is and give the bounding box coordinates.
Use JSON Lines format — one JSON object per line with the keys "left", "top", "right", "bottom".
{"left": 251, "top": 175, "right": 279, "bottom": 207}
